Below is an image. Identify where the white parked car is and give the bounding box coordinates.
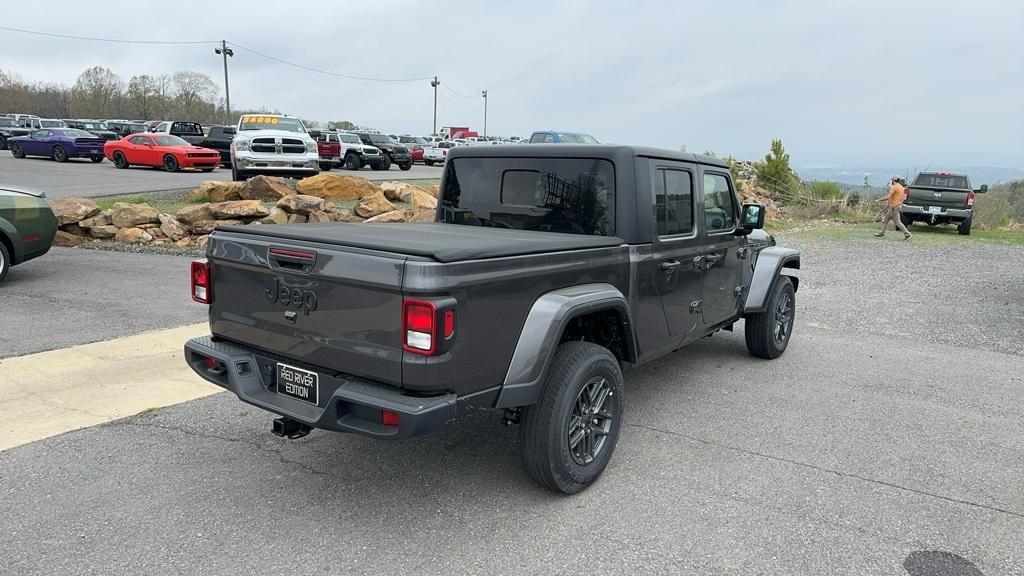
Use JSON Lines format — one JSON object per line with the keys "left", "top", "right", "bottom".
{"left": 423, "top": 140, "right": 459, "bottom": 166}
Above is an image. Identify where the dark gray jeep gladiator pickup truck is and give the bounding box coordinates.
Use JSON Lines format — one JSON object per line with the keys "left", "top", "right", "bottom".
{"left": 184, "top": 144, "right": 801, "bottom": 493}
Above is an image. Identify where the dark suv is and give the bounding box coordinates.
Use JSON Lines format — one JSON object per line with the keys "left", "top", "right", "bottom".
{"left": 900, "top": 171, "right": 987, "bottom": 235}
{"left": 354, "top": 132, "right": 412, "bottom": 171}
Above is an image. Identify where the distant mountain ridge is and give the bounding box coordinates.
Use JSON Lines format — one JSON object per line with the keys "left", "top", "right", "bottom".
{"left": 795, "top": 165, "right": 1024, "bottom": 187}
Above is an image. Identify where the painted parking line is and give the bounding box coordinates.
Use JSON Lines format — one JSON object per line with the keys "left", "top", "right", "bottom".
{"left": 0, "top": 323, "right": 219, "bottom": 451}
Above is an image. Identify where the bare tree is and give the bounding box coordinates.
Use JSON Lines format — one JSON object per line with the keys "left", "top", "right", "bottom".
{"left": 69, "top": 66, "right": 123, "bottom": 118}
{"left": 125, "top": 75, "right": 161, "bottom": 120}
{"left": 0, "top": 70, "right": 32, "bottom": 113}
{"left": 171, "top": 70, "right": 217, "bottom": 121}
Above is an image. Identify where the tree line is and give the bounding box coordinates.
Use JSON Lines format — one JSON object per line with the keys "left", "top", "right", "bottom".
{"left": 0, "top": 66, "right": 226, "bottom": 123}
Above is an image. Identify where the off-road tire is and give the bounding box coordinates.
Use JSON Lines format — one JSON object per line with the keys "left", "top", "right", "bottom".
{"left": 399, "top": 161, "right": 413, "bottom": 171}
{"left": 10, "top": 143, "right": 25, "bottom": 158}
{"left": 52, "top": 145, "right": 68, "bottom": 162}
{"left": 380, "top": 154, "right": 392, "bottom": 171}
{"left": 344, "top": 153, "right": 362, "bottom": 170}
{"left": 958, "top": 217, "right": 972, "bottom": 236}
{"left": 745, "top": 275, "right": 795, "bottom": 359}
{"left": 163, "top": 154, "right": 180, "bottom": 172}
{"left": 112, "top": 151, "right": 129, "bottom": 169}
{"left": 519, "top": 341, "right": 624, "bottom": 494}
{"left": 0, "top": 239, "right": 10, "bottom": 284}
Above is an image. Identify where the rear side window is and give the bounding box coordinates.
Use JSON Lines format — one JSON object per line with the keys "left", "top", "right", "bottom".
{"left": 703, "top": 173, "right": 736, "bottom": 232}
{"left": 441, "top": 157, "right": 615, "bottom": 236}
{"left": 654, "top": 168, "right": 694, "bottom": 236}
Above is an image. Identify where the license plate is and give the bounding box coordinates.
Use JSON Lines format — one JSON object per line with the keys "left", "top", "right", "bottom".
{"left": 926, "top": 206, "right": 942, "bottom": 213}
{"left": 277, "top": 363, "right": 319, "bottom": 405}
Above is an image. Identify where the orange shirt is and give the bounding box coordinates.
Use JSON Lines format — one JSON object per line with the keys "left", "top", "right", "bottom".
{"left": 888, "top": 183, "right": 905, "bottom": 208}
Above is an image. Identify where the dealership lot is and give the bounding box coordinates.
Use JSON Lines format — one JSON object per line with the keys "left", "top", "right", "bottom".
{"left": 1, "top": 231, "right": 1022, "bottom": 575}
{"left": 0, "top": 153, "right": 444, "bottom": 197}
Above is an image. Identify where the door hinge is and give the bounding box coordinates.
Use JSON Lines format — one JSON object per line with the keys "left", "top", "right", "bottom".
{"left": 737, "top": 247, "right": 749, "bottom": 259}
{"left": 689, "top": 299, "right": 702, "bottom": 314}
{"left": 734, "top": 286, "right": 747, "bottom": 300}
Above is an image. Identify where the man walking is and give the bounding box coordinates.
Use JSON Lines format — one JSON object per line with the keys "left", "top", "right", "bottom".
{"left": 875, "top": 176, "right": 912, "bottom": 240}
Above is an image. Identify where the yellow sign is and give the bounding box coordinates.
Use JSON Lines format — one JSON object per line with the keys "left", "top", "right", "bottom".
{"left": 242, "top": 116, "right": 279, "bottom": 125}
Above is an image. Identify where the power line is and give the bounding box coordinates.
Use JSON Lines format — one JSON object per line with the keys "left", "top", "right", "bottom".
{"left": 0, "top": 25, "right": 217, "bottom": 45}
{"left": 441, "top": 83, "right": 476, "bottom": 98}
{"left": 228, "top": 42, "right": 432, "bottom": 83}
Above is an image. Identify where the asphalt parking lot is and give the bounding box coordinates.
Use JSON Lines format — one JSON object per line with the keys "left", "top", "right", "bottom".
{"left": 1, "top": 229, "right": 1022, "bottom": 575}
{"left": 0, "top": 153, "right": 444, "bottom": 197}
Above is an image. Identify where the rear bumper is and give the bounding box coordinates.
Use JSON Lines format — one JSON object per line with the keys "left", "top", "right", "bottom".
{"left": 900, "top": 204, "right": 971, "bottom": 220}
{"left": 184, "top": 336, "right": 459, "bottom": 439}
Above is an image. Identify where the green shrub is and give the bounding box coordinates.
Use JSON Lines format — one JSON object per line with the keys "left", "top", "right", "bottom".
{"left": 805, "top": 180, "right": 845, "bottom": 201}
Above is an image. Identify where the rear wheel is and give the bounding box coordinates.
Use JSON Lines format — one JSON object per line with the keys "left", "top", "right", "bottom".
{"left": 745, "top": 276, "right": 796, "bottom": 359}
{"left": 112, "top": 151, "right": 129, "bottom": 169}
{"left": 10, "top": 143, "right": 24, "bottom": 158}
{"left": 163, "top": 154, "right": 180, "bottom": 172}
{"left": 52, "top": 145, "right": 68, "bottom": 163}
{"left": 958, "top": 217, "right": 972, "bottom": 236}
{"left": 900, "top": 212, "right": 913, "bottom": 227}
{"left": 399, "top": 160, "right": 413, "bottom": 171}
{"left": 0, "top": 240, "right": 10, "bottom": 284}
{"left": 519, "top": 341, "right": 624, "bottom": 494}
{"left": 319, "top": 162, "right": 333, "bottom": 171}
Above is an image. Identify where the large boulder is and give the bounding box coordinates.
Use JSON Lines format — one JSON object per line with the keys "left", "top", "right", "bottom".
{"left": 297, "top": 173, "right": 382, "bottom": 200}
{"left": 408, "top": 209, "right": 436, "bottom": 223}
{"left": 78, "top": 211, "right": 113, "bottom": 228}
{"left": 404, "top": 188, "right": 438, "bottom": 210}
{"left": 176, "top": 203, "right": 214, "bottom": 224}
{"left": 89, "top": 225, "right": 119, "bottom": 239}
{"left": 259, "top": 207, "right": 290, "bottom": 225}
{"left": 111, "top": 202, "right": 159, "bottom": 229}
{"left": 380, "top": 181, "right": 436, "bottom": 204}
{"left": 239, "top": 175, "right": 294, "bottom": 201}
{"left": 114, "top": 227, "right": 153, "bottom": 244}
{"left": 188, "top": 219, "right": 243, "bottom": 235}
{"left": 51, "top": 230, "right": 83, "bottom": 247}
{"left": 158, "top": 213, "right": 190, "bottom": 241}
{"left": 276, "top": 194, "right": 328, "bottom": 215}
{"left": 287, "top": 214, "right": 307, "bottom": 224}
{"left": 354, "top": 192, "right": 396, "bottom": 218}
{"left": 50, "top": 198, "right": 101, "bottom": 226}
{"left": 208, "top": 200, "right": 270, "bottom": 219}
{"left": 326, "top": 207, "right": 361, "bottom": 222}
{"left": 364, "top": 209, "right": 412, "bottom": 223}
{"left": 191, "top": 181, "right": 244, "bottom": 203}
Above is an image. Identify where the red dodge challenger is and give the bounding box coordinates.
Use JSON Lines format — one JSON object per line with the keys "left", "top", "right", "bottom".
{"left": 104, "top": 133, "right": 221, "bottom": 172}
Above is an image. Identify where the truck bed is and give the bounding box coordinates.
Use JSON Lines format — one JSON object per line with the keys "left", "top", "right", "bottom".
{"left": 219, "top": 222, "right": 625, "bottom": 262}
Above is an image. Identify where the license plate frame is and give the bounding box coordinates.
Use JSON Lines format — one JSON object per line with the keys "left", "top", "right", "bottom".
{"left": 277, "top": 362, "right": 319, "bottom": 405}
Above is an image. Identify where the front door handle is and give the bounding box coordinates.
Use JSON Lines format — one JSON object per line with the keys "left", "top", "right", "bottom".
{"left": 660, "top": 260, "right": 682, "bottom": 271}
{"left": 703, "top": 253, "right": 724, "bottom": 267}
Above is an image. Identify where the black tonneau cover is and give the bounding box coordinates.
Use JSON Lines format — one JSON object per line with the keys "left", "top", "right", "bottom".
{"left": 217, "top": 222, "right": 624, "bottom": 263}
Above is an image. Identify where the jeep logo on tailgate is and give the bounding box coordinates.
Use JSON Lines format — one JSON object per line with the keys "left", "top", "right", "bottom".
{"left": 266, "top": 277, "right": 318, "bottom": 315}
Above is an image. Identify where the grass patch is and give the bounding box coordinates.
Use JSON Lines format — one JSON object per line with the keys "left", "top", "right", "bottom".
{"left": 787, "top": 222, "right": 1024, "bottom": 246}
{"left": 94, "top": 194, "right": 195, "bottom": 214}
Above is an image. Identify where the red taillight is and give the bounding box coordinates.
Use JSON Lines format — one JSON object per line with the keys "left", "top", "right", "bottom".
{"left": 191, "top": 259, "right": 211, "bottom": 304}
{"left": 966, "top": 191, "right": 975, "bottom": 207}
{"left": 381, "top": 410, "right": 400, "bottom": 427}
{"left": 403, "top": 299, "right": 436, "bottom": 354}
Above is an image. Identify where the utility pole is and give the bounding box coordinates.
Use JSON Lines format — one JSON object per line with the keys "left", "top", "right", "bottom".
{"left": 430, "top": 76, "right": 440, "bottom": 136}
{"left": 214, "top": 40, "right": 234, "bottom": 124}
{"left": 481, "top": 90, "right": 488, "bottom": 138}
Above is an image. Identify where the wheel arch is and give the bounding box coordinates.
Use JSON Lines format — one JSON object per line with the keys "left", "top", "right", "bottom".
{"left": 744, "top": 247, "right": 800, "bottom": 314}
{"left": 494, "top": 283, "right": 637, "bottom": 409}
{"left": 0, "top": 218, "right": 21, "bottom": 265}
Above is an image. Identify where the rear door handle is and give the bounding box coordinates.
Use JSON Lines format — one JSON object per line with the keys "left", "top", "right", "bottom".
{"left": 660, "top": 260, "right": 682, "bottom": 271}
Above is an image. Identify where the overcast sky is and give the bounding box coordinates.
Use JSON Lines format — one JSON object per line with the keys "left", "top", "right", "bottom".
{"left": 1, "top": 0, "right": 1021, "bottom": 167}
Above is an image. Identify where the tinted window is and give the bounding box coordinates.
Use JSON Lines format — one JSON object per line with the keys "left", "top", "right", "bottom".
{"left": 130, "top": 136, "right": 152, "bottom": 145}
{"left": 555, "top": 132, "right": 598, "bottom": 144}
{"left": 703, "top": 173, "right": 736, "bottom": 231}
{"left": 655, "top": 168, "right": 694, "bottom": 236}
{"left": 0, "top": 118, "right": 16, "bottom": 127}
{"left": 171, "top": 122, "right": 202, "bottom": 135}
{"left": 155, "top": 135, "right": 189, "bottom": 146}
{"left": 441, "top": 157, "right": 614, "bottom": 236}
{"left": 912, "top": 173, "right": 969, "bottom": 189}
{"left": 531, "top": 133, "right": 552, "bottom": 143}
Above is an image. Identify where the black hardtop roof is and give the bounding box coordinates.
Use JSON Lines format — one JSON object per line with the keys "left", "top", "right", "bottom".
{"left": 448, "top": 143, "right": 728, "bottom": 168}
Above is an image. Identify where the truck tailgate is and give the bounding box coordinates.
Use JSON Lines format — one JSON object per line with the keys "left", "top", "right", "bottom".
{"left": 207, "top": 230, "right": 406, "bottom": 385}
{"left": 906, "top": 186, "right": 969, "bottom": 209}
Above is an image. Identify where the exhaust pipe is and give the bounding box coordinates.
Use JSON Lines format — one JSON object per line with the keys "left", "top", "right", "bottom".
{"left": 272, "top": 417, "right": 312, "bottom": 439}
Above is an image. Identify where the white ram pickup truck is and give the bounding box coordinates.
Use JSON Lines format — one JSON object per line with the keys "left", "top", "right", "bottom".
{"left": 230, "top": 114, "right": 320, "bottom": 181}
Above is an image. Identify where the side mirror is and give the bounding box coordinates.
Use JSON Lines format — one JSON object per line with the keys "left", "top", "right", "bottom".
{"left": 976, "top": 184, "right": 988, "bottom": 194}
{"left": 741, "top": 203, "right": 766, "bottom": 230}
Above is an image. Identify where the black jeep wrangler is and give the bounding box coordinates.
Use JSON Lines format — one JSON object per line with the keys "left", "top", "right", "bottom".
{"left": 354, "top": 132, "right": 412, "bottom": 171}
{"left": 184, "top": 144, "right": 800, "bottom": 493}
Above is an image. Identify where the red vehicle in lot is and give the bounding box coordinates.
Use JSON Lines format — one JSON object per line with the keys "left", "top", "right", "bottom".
{"left": 407, "top": 144, "right": 424, "bottom": 163}
{"left": 104, "top": 133, "right": 221, "bottom": 172}
{"left": 309, "top": 130, "right": 343, "bottom": 170}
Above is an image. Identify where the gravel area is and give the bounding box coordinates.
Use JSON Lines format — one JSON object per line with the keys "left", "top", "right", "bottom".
{"left": 780, "top": 226, "right": 1024, "bottom": 356}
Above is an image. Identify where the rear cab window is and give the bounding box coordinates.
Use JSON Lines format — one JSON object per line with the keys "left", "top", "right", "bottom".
{"left": 171, "top": 122, "right": 203, "bottom": 136}
{"left": 913, "top": 173, "right": 969, "bottom": 189}
{"left": 441, "top": 157, "right": 615, "bottom": 235}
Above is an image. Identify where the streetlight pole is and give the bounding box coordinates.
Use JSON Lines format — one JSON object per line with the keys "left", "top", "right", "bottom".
{"left": 481, "top": 90, "right": 487, "bottom": 139}
{"left": 430, "top": 76, "right": 440, "bottom": 136}
{"left": 214, "top": 40, "right": 234, "bottom": 124}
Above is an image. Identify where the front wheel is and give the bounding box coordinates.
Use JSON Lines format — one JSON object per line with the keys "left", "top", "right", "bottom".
{"left": 52, "top": 145, "right": 68, "bottom": 162}
{"left": 112, "top": 151, "right": 129, "bottom": 169}
{"left": 10, "top": 143, "right": 25, "bottom": 158}
{"left": 744, "top": 275, "right": 795, "bottom": 359}
{"left": 344, "top": 153, "right": 362, "bottom": 170}
{"left": 163, "top": 154, "right": 180, "bottom": 172}
{"left": 380, "top": 154, "right": 392, "bottom": 171}
{"left": 399, "top": 161, "right": 413, "bottom": 171}
{"left": 231, "top": 165, "right": 246, "bottom": 181}
{"left": 519, "top": 341, "right": 624, "bottom": 494}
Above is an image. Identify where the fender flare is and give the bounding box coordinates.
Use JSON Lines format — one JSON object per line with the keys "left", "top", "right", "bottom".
{"left": 493, "top": 283, "right": 635, "bottom": 409}
{"left": 744, "top": 247, "right": 800, "bottom": 314}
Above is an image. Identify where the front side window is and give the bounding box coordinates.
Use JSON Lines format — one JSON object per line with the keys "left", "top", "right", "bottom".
{"left": 32, "top": 130, "right": 50, "bottom": 139}
{"left": 703, "top": 173, "right": 736, "bottom": 232}
{"left": 130, "top": 136, "right": 152, "bottom": 145}
{"left": 441, "top": 157, "right": 614, "bottom": 236}
{"left": 654, "top": 168, "right": 694, "bottom": 236}
{"left": 155, "top": 135, "right": 188, "bottom": 146}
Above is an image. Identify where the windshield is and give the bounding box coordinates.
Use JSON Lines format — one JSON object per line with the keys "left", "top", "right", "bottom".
{"left": 64, "top": 129, "right": 95, "bottom": 138}
{"left": 0, "top": 118, "right": 17, "bottom": 127}
{"left": 441, "top": 157, "right": 615, "bottom": 236}
{"left": 556, "top": 132, "right": 599, "bottom": 144}
{"left": 339, "top": 133, "right": 362, "bottom": 144}
{"left": 913, "top": 173, "right": 969, "bottom": 189}
{"left": 367, "top": 134, "right": 392, "bottom": 144}
{"left": 40, "top": 120, "right": 65, "bottom": 128}
{"left": 238, "top": 115, "right": 305, "bottom": 133}
{"left": 155, "top": 135, "right": 189, "bottom": 146}
{"left": 128, "top": 124, "right": 148, "bottom": 133}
